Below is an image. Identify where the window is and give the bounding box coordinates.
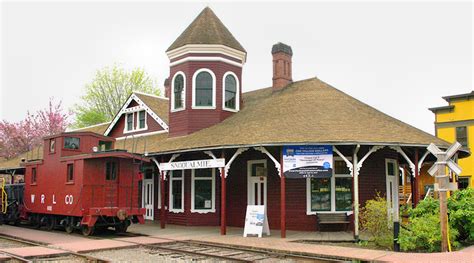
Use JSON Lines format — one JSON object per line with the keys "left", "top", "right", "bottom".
{"left": 456, "top": 126, "right": 468, "bottom": 147}
{"left": 172, "top": 73, "right": 185, "bottom": 111}
{"left": 169, "top": 170, "right": 184, "bottom": 213}
{"left": 99, "top": 141, "right": 112, "bottom": 151}
{"left": 386, "top": 161, "right": 396, "bottom": 176}
{"left": 126, "top": 113, "right": 134, "bottom": 131}
{"left": 67, "top": 163, "right": 74, "bottom": 182}
{"left": 307, "top": 158, "right": 353, "bottom": 214}
{"left": 138, "top": 110, "right": 146, "bottom": 129}
{"left": 64, "top": 137, "right": 80, "bottom": 150}
{"left": 106, "top": 161, "right": 117, "bottom": 180}
{"left": 458, "top": 176, "right": 470, "bottom": 190}
{"left": 31, "top": 167, "right": 37, "bottom": 184}
{"left": 191, "top": 169, "right": 216, "bottom": 213}
{"left": 223, "top": 73, "right": 238, "bottom": 111}
{"left": 49, "top": 139, "right": 55, "bottom": 153}
{"left": 309, "top": 178, "right": 331, "bottom": 211}
{"left": 193, "top": 69, "right": 215, "bottom": 108}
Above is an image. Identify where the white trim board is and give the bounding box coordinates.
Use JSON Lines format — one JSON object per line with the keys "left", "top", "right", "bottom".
{"left": 104, "top": 93, "right": 169, "bottom": 136}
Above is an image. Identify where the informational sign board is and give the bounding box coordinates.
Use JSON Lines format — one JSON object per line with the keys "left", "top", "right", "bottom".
{"left": 282, "top": 145, "right": 333, "bottom": 178}
{"left": 159, "top": 158, "right": 225, "bottom": 171}
{"left": 243, "top": 205, "right": 270, "bottom": 238}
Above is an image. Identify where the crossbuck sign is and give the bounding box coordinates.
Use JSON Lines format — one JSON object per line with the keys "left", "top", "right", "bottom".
{"left": 427, "top": 142, "right": 462, "bottom": 191}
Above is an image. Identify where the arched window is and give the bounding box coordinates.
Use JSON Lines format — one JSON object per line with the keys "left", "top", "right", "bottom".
{"left": 172, "top": 73, "right": 185, "bottom": 111}
{"left": 193, "top": 69, "right": 215, "bottom": 108}
{"left": 223, "top": 72, "right": 239, "bottom": 111}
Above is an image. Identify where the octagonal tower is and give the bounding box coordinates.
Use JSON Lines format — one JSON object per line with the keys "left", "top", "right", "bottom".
{"left": 166, "top": 7, "right": 247, "bottom": 137}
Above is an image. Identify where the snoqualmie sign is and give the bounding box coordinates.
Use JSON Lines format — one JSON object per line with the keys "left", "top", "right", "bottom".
{"left": 159, "top": 158, "right": 225, "bottom": 171}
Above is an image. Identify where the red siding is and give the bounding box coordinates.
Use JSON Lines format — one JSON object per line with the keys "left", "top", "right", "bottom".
{"left": 168, "top": 56, "right": 243, "bottom": 137}
{"left": 153, "top": 147, "right": 398, "bottom": 232}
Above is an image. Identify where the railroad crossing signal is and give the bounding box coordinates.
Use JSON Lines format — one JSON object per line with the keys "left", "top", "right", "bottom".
{"left": 426, "top": 142, "right": 462, "bottom": 252}
{"left": 427, "top": 142, "right": 462, "bottom": 177}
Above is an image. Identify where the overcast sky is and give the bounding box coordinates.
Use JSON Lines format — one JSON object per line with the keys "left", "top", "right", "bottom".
{"left": 1, "top": 1, "right": 472, "bottom": 135}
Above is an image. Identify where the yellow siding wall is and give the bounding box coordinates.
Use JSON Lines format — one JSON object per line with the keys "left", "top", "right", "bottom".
{"left": 434, "top": 99, "right": 474, "bottom": 188}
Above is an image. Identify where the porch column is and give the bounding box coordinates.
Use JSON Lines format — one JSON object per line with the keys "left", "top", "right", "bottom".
{"left": 414, "top": 149, "right": 419, "bottom": 206}
{"left": 280, "top": 148, "right": 286, "bottom": 238}
{"left": 353, "top": 145, "right": 360, "bottom": 241}
{"left": 160, "top": 170, "right": 166, "bottom": 229}
{"left": 220, "top": 152, "right": 226, "bottom": 235}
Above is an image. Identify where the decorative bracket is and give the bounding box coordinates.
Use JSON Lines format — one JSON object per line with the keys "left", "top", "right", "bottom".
{"left": 254, "top": 146, "right": 281, "bottom": 176}
{"left": 389, "top": 146, "right": 416, "bottom": 177}
{"left": 333, "top": 146, "right": 354, "bottom": 174}
{"left": 204, "top": 151, "right": 217, "bottom": 160}
{"left": 224, "top": 148, "right": 249, "bottom": 178}
{"left": 418, "top": 150, "right": 429, "bottom": 173}
{"left": 356, "top": 145, "right": 384, "bottom": 173}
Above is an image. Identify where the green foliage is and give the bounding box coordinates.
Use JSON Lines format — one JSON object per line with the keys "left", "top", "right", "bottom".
{"left": 360, "top": 193, "right": 393, "bottom": 249}
{"left": 448, "top": 188, "right": 474, "bottom": 242}
{"left": 73, "top": 64, "right": 160, "bottom": 128}
{"left": 398, "top": 197, "right": 460, "bottom": 252}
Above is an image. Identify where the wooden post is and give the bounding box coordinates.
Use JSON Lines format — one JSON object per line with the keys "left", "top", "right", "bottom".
{"left": 160, "top": 170, "right": 166, "bottom": 229}
{"left": 353, "top": 147, "right": 360, "bottom": 241}
{"left": 437, "top": 168, "right": 449, "bottom": 252}
{"left": 220, "top": 151, "right": 226, "bottom": 235}
{"left": 414, "top": 149, "right": 419, "bottom": 206}
{"left": 280, "top": 148, "right": 286, "bottom": 238}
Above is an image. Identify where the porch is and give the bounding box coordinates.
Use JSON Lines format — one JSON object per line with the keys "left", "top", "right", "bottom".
{"left": 128, "top": 221, "right": 358, "bottom": 242}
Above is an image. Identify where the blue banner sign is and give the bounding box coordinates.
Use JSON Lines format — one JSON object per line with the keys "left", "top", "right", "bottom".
{"left": 282, "top": 145, "right": 333, "bottom": 178}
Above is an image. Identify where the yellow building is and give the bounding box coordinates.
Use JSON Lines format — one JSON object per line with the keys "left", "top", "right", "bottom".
{"left": 429, "top": 91, "right": 474, "bottom": 189}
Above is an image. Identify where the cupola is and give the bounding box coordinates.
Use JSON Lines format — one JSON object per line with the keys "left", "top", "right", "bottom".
{"left": 166, "top": 7, "right": 247, "bottom": 137}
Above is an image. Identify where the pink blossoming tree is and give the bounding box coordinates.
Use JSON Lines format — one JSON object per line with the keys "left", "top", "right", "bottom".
{"left": 0, "top": 98, "right": 70, "bottom": 159}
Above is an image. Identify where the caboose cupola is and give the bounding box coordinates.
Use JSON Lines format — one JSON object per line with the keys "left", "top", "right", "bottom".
{"left": 166, "top": 7, "right": 247, "bottom": 137}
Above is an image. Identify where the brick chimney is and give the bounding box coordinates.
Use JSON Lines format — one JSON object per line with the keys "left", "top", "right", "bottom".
{"left": 164, "top": 78, "right": 170, "bottom": 98}
{"left": 272, "top": 42, "right": 293, "bottom": 90}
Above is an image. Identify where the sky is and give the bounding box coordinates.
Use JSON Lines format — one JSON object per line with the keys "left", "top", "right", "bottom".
{"left": 0, "top": 1, "right": 472, "bottom": 135}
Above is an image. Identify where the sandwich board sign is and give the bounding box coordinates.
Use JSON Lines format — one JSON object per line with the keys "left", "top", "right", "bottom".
{"left": 243, "top": 205, "right": 270, "bottom": 238}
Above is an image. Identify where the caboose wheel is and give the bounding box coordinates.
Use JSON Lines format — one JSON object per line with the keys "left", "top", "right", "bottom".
{"left": 65, "top": 224, "right": 74, "bottom": 234}
{"left": 81, "top": 225, "right": 95, "bottom": 236}
{"left": 46, "top": 216, "right": 56, "bottom": 231}
{"left": 114, "top": 222, "right": 128, "bottom": 233}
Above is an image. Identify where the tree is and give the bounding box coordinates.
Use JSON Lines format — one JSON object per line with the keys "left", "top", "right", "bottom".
{"left": 0, "top": 98, "right": 70, "bottom": 159}
{"left": 73, "top": 65, "right": 160, "bottom": 128}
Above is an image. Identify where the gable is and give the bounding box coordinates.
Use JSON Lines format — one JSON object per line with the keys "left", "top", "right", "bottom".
{"left": 104, "top": 93, "right": 169, "bottom": 137}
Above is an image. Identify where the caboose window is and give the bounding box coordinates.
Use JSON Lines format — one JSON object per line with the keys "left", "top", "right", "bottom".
{"left": 49, "top": 139, "right": 55, "bottom": 153}
{"left": 106, "top": 161, "right": 117, "bottom": 180}
{"left": 64, "top": 137, "right": 80, "bottom": 150}
{"left": 67, "top": 163, "right": 74, "bottom": 182}
{"left": 31, "top": 167, "right": 37, "bottom": 184}
{"left": 191, "top": 168, "right": 215, "bottom": 213}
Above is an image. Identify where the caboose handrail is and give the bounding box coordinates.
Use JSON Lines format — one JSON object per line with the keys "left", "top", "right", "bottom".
{"left": 1, "top": 178, "right": 7, "bottom": 214}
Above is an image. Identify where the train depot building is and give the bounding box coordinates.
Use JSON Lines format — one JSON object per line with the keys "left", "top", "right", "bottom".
{"left": 0, "top": 7, "right": 469, "bottom": 239}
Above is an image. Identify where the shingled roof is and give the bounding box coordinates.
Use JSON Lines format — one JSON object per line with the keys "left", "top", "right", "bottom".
{"left": 166, "top": 7, "right": 246, "bottom": 53}
{"left": 148, "top": 77, "right": 450, "bottom": 154}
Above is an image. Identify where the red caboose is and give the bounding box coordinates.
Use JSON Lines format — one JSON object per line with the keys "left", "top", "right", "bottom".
{"left": 22, "top": 131, "right": 149, "bottom": 235}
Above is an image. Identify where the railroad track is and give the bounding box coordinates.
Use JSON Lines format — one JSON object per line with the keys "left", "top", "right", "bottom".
{"left": 146, "top": 240, "right": 343, "bottom": 262}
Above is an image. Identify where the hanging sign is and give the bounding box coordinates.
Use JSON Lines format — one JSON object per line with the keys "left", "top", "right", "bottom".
{"left": 283, "top": 145, "right": 333, "bottom": 178}
{"left": 243, "top": 205, "right": 270, "bottom": 238}
{"left": 159, "top": 158, "right": 225, "bottom": 171}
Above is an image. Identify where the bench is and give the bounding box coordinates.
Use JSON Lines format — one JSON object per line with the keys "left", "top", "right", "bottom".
{"left": 317, "top": 213, "right": 350, "bottom": 231}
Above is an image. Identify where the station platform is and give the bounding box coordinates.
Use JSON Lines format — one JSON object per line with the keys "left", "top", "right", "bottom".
{"left": 0, "top": 223, "right": 472, "bottom": 262}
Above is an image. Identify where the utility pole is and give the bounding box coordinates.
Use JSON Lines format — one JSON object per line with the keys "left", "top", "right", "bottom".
{"left": 427, "top": 142, "right": 462, "bottom": 252}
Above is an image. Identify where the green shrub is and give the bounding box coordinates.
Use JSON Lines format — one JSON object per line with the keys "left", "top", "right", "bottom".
{"left": 448, "top": 188, "right": 474, "bottom": 242}
{"left": 360, "top": 193, "right": 393, "bottom": 249}
{"left": 398, "top": 197, "right": 460, "bottom": 252}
